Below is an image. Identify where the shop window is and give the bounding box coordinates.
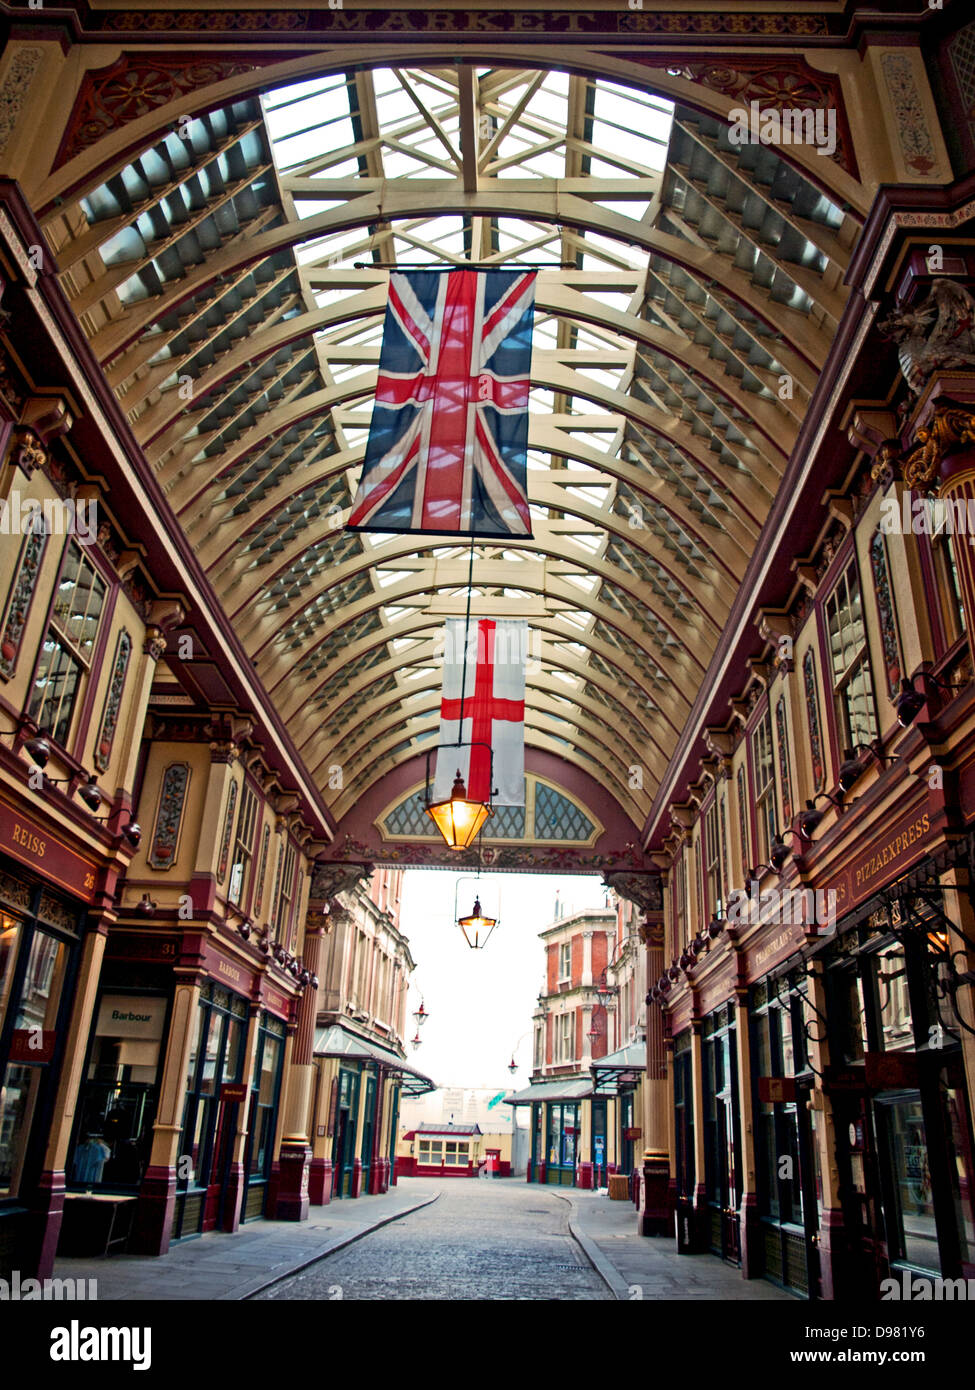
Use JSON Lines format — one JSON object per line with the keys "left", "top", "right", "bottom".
{"left": 27, "top": 542, "right": 106, "bottom": 748}
{"left": 228, "top": 785, "right": 259, "bottom": 907}
{"left": 751, "top": 710, "right": 776, "bottom": 865}
{"left": 244, "top": 1013, "right": 285, "bottom": 1206}
{"left": 828, "top": 963, "right": 867, "bottom": 1064}
{"left": 171, "top": 984, "right": 247, "bottom": 1239}
{"left": 69, "top": 993, "right": 166, "bottom": 1190}
{"left": 871, "top": 942, "right": 914, "bottom": 1052}
{"left": 673, "top": 1032, "right": 695, "bottom": 1202}
{"left": 547, "top": 1103, "right": 578, "bottom": 1168}
{"left": 0, "top": 912, "right": 22, "bottom": 1030}
{"left": 0, "top": 886, "right": 81, "bottom": 1202}
{"left": 751, "top": 991, "right": 806, "bottom": 1228}
{"left": 702, "top": 1006, "right": 741, "bottom": 1261}
{"left": 824, "top": 559, "right": 878, "bottom": 751}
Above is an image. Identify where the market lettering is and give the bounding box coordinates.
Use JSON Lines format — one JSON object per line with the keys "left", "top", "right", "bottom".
{"left": 11, "top": 822, "right": 45, "bottom": 857}
{"left": 755, "top": 929, "right": 791, "bottom": 968}
{"left": 218, "top": 959, "right": 242, "bottom": 984}
{"left": 854, "top": 813, "right": 931, "bottom": 891}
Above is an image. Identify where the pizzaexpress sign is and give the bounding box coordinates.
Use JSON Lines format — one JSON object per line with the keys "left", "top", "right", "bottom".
{"left": 831, "top": 809, "right": 933, "bottom": 916}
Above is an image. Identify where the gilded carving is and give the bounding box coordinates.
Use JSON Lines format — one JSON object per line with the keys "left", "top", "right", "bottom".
{"left": 879, "top": 281, "right": 975, "bottom": 396}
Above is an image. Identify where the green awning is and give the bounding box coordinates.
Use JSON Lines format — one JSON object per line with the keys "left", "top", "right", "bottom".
{"left": 313, "top": 1023, "right": 435, "bottom": 1096}
{"left": 591, "top": 1042, "right": 646, "bottom": 1095}
{"left": 504, "top": 1078, "right": 593, "bottom": 1106}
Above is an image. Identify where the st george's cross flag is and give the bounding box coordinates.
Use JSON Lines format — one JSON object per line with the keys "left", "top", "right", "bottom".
{"left": 433, "top": 617, "right": 527, "bottom": 806}
{"left": 348, "top": 269, "right": 535, "bottom": 538}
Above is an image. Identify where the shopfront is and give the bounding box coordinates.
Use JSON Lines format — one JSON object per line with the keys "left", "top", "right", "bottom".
{"left": 672, "top": 1028, "right": 695, "bottom": 1244}
{"left": 0, "top": 858, "right": 89, "bottom": 1276}
{"left": 817, "top": 862, "right": 975, "bottom": 1293}
{"left": 314, "top": 1024, "right": 433, "bottom": 1201}
{"left": 591, "top": 1042, "right": 647, "bottom": 1188}
{"left": 750, "top": 972, "right": 821, "bottom": 1297}
{"left": 170, "top": 983, "right": 250, "bottom": 1240}
{"left": 68, "top": 988, "right": 169, "bottom": 1194}
{"left": 546, "top": 1101, "right": 578, "bottom": 1184}
{"left": 241, "top": 1010, "right": 286, "bottom": 1221}
{"left": 702, "top": 1004, "right": 742, "bottom": 1264}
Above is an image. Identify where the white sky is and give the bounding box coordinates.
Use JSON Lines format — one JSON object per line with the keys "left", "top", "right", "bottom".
{"left": 399, "top": 869, "right": 610, "bottom": 1092}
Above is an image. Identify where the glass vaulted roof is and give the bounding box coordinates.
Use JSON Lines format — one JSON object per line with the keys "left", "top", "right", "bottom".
{"left": 51, "top": 64, "right": 853, "bottom": 834}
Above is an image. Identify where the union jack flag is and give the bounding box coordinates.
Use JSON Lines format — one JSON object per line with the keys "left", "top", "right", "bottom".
{"left": 347, "top": 269, "right": 535, "bottom": 537}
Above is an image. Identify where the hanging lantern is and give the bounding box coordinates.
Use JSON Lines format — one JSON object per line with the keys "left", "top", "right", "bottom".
{"left": 457, "top": 896, "right": 498, "bottom": 950}
{"left": 410, "top": 1031, "right": 422, "bottom": 1048}
{"left": 413, "top": 1000, "right": 429, "bottom": 1026}
{"left": 507, "top": 1057, "right": 518, "bottom": 1074}
{"left": 425, "top": 770, "right": 492, "bottom": 851}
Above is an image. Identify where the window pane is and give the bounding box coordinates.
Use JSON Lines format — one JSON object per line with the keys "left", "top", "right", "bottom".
{"left": 880, "top": 1097, "right": 938, "bottom": 1272}
{"left": 0, "top": 1062, "right": 43, "bottom": 1197}
{"left": 29, "top": 638, "right": 81, "bottom": 745}
{"left": 14, "top": 930, "right": 69, "bottom": 1032}
{"left": 0, "top": 914, "right": 22, "bottom": 1032}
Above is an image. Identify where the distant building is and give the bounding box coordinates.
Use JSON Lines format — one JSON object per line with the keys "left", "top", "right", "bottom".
{"left": 506, "top": 904, "right": 646, "bottom": 1189}
{"left": 311, "top": 868, "right": 434, "bottom": 1201}
{"left": 395, "top": 1122, "right": 512, "bottom": 1178}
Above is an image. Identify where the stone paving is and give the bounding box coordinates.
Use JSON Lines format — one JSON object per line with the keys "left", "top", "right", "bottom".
{"left": 566, "top": 1189, "right": 793, "bottom": 1301}
{"left": 53, "top": 1178, "right": 797, "bottom": 1301}
{"left": 255, "top": 1181, "right": 611, "bottom": 1301}
{"left": 53, "top": 1182, "right": 440, "bottom": 1301}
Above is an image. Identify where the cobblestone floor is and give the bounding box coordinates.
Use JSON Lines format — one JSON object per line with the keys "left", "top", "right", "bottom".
{"left": 255, "top": 1182, "right": 611, "bottom": 1301}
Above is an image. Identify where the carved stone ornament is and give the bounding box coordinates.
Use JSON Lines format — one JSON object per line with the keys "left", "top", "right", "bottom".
{"left": 878, "top": 280, "right": 975, "bottom": 397}
{"left": 603, "top": 870, "right": 663, "bottom": 915}
{"left": 308, "top": 862, "right": 374, "bottom": 903}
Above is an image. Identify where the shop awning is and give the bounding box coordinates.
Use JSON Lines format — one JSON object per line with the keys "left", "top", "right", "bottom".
{"left": 313, "top": 1023, "right": 435, "bottom": 1096}
{"left": 591, "top": 1042, "right": 646, "bottom": 1095}
{"left": 504, "top": 1078, "right": 593, "bottom": 1106}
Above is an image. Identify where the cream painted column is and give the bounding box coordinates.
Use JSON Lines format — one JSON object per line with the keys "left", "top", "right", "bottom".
{"left": 805, "top": 959, "right": 843, "bottom": 1301}
{"left": 939, "top": 867, "right": 975, "bottom": 1148}
{"left": 131, "top": 976, "right": 202, "bottom": 1255}
{"left": 581, "top": 1003, "right": 593, "bottom": 1066}
{"left": 582, "top": 929, "right": 594, "bottom": 987}
{"left": 733, "top": 985, "right": 760, "bottom": 1279}
{"left": 690, "top": 1018, "right": 708, "bottom": 1243}
{"left": 195, "top": 747, "right": 236, "bottom": 881}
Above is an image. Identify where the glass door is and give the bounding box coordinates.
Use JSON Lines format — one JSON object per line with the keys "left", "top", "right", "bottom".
{"left": 704, "top": 1008, "right": 741, "bottom": 1264}
{"left": 360, "top": 1071, "right": 377, "bottom": 1191}
{"left": 591, "top": 1099, "right": 607, "bottom": 1187}
{"left": 331, "top": 1068, "right": 360, "bottom": 1198}
{"left": 172, "top": 986, "right": 246, "bottom": 1239}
